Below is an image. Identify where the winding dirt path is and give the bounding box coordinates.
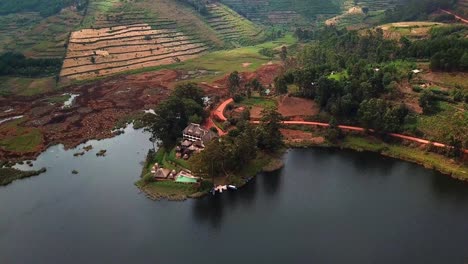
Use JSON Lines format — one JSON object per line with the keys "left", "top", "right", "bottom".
{"left": 213, "top": 98, "right": 468, "bottom": 154}
{"left": 439, "top": 9, "right": 468, "bottom": 24}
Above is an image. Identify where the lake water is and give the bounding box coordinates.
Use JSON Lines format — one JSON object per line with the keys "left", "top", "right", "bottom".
{"left": 1, "top": 126, "right": 468, "bottom": 264}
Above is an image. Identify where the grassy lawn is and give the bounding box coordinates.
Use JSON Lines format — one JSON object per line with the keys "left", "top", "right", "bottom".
{"left": 328, "top": 70, "right": 349, "bottom": 81}
{"left": 136, "top": 180, "right": 202, "bottom": 200}
{"left": 46, "top": 94, "right": 70, "bottom": 104}
{"left": 0, "top": 119, "right": 43, "bottom": 153}
{"left": 137, "top": 148, "right": 210, "bottom": 200}
{"left": 0, "top": 76, "right": 57, "bottom": 97}
{"left": 239, "top": 96, "right": 277, "bottom": 108}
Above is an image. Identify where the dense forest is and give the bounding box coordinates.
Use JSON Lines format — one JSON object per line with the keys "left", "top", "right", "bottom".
{"left": 0, "top": 0, "right": 87, "bottom": 16}
{"left": 0, "top": 52, "right": 62, "bottom": 77}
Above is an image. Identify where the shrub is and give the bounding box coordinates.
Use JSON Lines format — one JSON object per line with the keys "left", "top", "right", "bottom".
{"left": 412, "top": 86, "right": 422, "bottom": 93}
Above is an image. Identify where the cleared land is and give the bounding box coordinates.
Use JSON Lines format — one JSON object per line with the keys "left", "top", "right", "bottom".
{"left": 60, "top": 24, "right": 209, "bottom": 81}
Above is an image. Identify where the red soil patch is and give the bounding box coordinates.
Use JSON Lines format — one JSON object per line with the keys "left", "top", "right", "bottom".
{"left": 277, "top": 95, "right": 319, "bottom": 117}
{"left": 250, "top": 106, "right": 263, "bottom": 120}
{"left": 213, "top": 64, "right": 283, "bottom": 89}
{"left": 0, "top": 64, "right": 282, "bottom": 161}
{"left": 0, "top": 70, "right": 196, "bottom": 161}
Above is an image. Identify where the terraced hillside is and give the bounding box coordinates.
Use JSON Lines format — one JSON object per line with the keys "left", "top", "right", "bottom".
{"left": 60, "top": 24, "right": 209, "bottom": 81}
{"left": 326, "top": 0, "right": 400, "bottom": 28}
{"left": 0, "top": 8, "right": 83, "bottom": 58}
{"left": 219, "top": 0, "right": 342, "bottom": 24}
{"left": 204, "top": 3, "right": 264, "bottom": 45}
{"left": 58, "top": 0, "right": 268, "bottom": 81}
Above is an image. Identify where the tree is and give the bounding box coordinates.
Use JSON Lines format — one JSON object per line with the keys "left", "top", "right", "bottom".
{"left": 326, "top": 117, "right": 342, "bottom": 143}
{"left": 274, "top": 76, "right": 288, "bottom": 95}
{"left": 257, "top": 107, "right": 283, "bottom": 152}
{"left": 228, "top": 71, "right": 240, "bottom": 96}
{"left": 419, "top": 90, "right": 437, "bottom": 114}
{"left": 144, "top": 83, "right": 206, "bottom": 149}
{"left": 280, "top": 46, "right": 288, "bottom": 62}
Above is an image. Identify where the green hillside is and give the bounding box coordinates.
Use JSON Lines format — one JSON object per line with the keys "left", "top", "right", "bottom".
{"left": 219, "top": 0, "right": 343, "bottom": 24}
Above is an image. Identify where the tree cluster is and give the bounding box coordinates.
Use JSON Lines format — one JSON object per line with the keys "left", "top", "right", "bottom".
{"left": 0, "top": 52, "right": 62, "bottom": 77}
{"left": 190, "top": 107, "right": 283, "bottom": 179}
{"left": 143, "top": 83, "right": 207, "bottom": 149}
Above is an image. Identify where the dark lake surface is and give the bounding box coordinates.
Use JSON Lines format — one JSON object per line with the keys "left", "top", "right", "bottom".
{"left": 1, "top": 126, "right": 468, "bottom": 264}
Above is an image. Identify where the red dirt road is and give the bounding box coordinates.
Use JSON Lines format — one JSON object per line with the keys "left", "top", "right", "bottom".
{"left": 214, "top": 98, "right": 468, "bottom": 154}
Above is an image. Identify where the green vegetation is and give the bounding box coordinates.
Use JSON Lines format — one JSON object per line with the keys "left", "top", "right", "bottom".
{"left": 328, "top": 70, "right": 349, "bottom": 81}
{"left": 136, "top": 148, "right": 210, "bottom": 200}
{"left": 0, "top": 0, "right": 87, "bottom": 17}
{"left": 285, "top": 26, "right": 467, "bottom": 154}
{"left": 0, "top": 76, "right": 57, "bottom": 97}
{"left": 143, "top": 83, "right": 206, "bottom": 149}
{"left": 0, "top": 166, "right": 47, "bottom": 186}
{"left": 46, "top": 94, "right": 70, "bottom": 104}
{"left": 191, "top": 107, "right": 283, "bottom": 181}
{"left": 0, "top": 119, "right": 43, "bottom": 153}
{"left": 417, "top": 102, "right": 467, "bottom": 148}
{"left": 0, "top": 52, "right": 61, "bottom": 77}
{"left": 239, "top": 96, "right": 276, "bottom": 108}
{"left": 382, "top": 0, "right": 454, "bottom": 22}
{"left": 340, "top": 136, "right": 468, "bottom": 181}
{"left": 220, "top": 0, "right": 342, "bottom": 24}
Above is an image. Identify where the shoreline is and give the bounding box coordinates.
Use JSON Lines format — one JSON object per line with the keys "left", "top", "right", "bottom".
{"left": 136, "top": 149, "right": 285, "bottom": 201}
{"left": 138, "top": 132, "right": 468, "bottom": 202}
{"left": 286, "top": 136, "right": 468, "bottom": 182}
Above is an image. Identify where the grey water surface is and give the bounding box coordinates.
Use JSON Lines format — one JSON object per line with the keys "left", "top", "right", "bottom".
{"left": 1, "top": 126, "right": 467, "bottom": 264}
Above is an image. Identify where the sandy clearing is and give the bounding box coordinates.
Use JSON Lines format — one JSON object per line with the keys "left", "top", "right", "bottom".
{"left": 277, "top": 96, "right": 319, "bottom": 117}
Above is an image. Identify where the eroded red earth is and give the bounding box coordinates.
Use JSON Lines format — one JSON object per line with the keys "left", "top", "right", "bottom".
{"left": 0, "top": 64, "right": 282, "bottom": 161}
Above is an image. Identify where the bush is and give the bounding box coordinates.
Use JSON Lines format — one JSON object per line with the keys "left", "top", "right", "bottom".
{"left": 233, "top": 94, "right": 244, "bottom": 103}
{"left": 412, "top": 86, "right": 422, "bottom": 93}
{"left": 259, "top": 48, "right": 275, "bottom": 58}
{"left": 143, "top": 173, "right": 154, "bottom": 184}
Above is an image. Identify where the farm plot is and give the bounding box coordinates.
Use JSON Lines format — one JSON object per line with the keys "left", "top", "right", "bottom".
{"left": 60, "top": 24, "right": 209, "bottom": 81}
{"left": 204, "top": 3, "right": 264, "bottom": 45}
{"left": 0, "top": 9, "right": 82, "bottom": 58}
{"left": 219, "top": 0, "right": 342, "bottom": 24}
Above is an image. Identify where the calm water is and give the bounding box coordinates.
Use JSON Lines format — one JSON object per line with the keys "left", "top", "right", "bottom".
{"left": 1, "top": 126, "right": 468, "bottom": 264}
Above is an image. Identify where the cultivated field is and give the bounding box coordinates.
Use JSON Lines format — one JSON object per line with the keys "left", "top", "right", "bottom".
{"left": 60, "top": 23, "right": 209, "bottom": 81}
{"left": 0, "top": 8, "right": 83, "bottom": 58}
{"left": 205, "top": 3, "right": 264, "bottom": 45}
{"left": 377, "top": 22, "right": 447, "bottom": 40}
{"left": 219, "top": 0, "right": 341, "bottom": 24}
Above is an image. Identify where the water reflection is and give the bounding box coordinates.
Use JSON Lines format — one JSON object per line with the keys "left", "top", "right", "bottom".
{"left": 260, "top": 169, "right": 283, "bottom": 196}
{"left": 430, "top": 171, "right": 468, "bottom": 202}
{"left": 192, "top": 195, "right": 225, "bottom": 229}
